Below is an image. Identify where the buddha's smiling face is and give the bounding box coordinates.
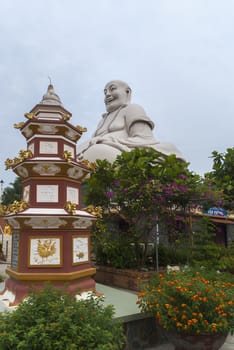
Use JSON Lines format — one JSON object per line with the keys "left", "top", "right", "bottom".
{"left": 104, "top": 80, "right": 131, "bottom": 113}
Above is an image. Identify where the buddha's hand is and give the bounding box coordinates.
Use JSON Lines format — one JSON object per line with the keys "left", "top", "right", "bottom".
{"left": 77, "top": 152, "right": 84, "bottom": 160}
{"left": 89, "top": 137, "right": 102, "bottom": 146}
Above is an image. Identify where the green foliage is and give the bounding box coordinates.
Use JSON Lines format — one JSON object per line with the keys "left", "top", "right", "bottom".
{"left": 84, "top": 159, "right": 115, "bottom": 209}
{"left": 190, "top": 217, "right": 223, "bottom": 269}
{"left": 91, "top": 215, "right": 136, "bottom": 268}
{"left": 205, "top": 148, "right": 234, "bottom": 209}
{"left": 0, "top": 285, "right": 125, "bottom": 350}
{"left": 1, "top": 177, "right": 22, "bottom": 205}
{"left": 155, "top": 244, "right": 188, "bottom": 267}
{"left": 85, "top": 148, "right": 208, "bottom": 268}
{"left": 218, "top": 241, "right": 234, "bottom": 273}
{"left": 98, "top": 238, "right": 136, "bottom": 269}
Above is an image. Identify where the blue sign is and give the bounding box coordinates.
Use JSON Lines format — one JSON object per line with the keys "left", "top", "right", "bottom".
{"left": 207, "top": 207, "right": 227, "bottom": 217}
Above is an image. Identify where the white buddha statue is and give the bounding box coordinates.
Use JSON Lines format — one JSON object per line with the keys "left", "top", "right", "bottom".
{"left": 77, "top": 80, "right": 184, "bottom": 162}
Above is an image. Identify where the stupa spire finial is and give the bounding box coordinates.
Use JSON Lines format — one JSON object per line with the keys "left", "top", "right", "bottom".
{"left": 40, "top": 78, "right": 62, "bottom": 106}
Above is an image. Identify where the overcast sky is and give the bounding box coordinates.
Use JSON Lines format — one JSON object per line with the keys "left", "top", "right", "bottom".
{"left": 0, "top": 0, "right": 234, "bottom": 188}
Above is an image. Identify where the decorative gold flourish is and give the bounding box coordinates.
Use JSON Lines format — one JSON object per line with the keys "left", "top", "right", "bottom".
{"left": 4, "top": 225, "right": 11, "bottom": 235}
{"left": 0, "top": 204, "right": 5, "bottom": 215}
{"left": 37, "top": 239, "right": 56, "bottom": 259}
{"left": 19, "top": 149, "right": 33, "bottom": 160}
{"left": 5, "top": 158, "right": 14, "bottom": 170}
{"left": 83, "top": 205, "right": 102, "bottom": 218}
{"left": 64, "top": 201, "right": 77, "bottom": 215}
{"left": 76, "top": 125, "right": 87, "bottom": 133}
{"left": 62, "top": 113, "right": 71, "bottom": 121}
{"left": 5, "top": 149, "right": 33, "bottom": 169}
{"left": 14, "top": 121, "right": 25, "bottom": 129}
{"left": 4, "top": 200, "right": 28, "bottom": 214}
{"left": 76, "top": 252, "right": 84, "bottom": 259}
{"left": 24, "top": 112, "right": 35, "bottom": 119}
{"left": 80, "top": 159, "right": 96, "bottom": 170}
{"left": 62, "top": 150, "right": 72, "bottom": 163}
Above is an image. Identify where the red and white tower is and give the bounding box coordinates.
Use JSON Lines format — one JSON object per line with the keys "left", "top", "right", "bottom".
{"left": 1, "top": 84, "right": 96, "bottom": 305}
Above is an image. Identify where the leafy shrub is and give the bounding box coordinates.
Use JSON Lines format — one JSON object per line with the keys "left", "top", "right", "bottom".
{"left": 91, "top": 216, "right": 136, "bottom": 269}
{"left": 95, "top": 238, "right": 136, "bottom": 269}
{"left": 151, "top": 244, "right": 188, "bottom": 268}
{"left": 191, "top": 217, "right": 224, "bottom": 269}
{"left": 0, "top": 285, "right": 125, "bottom": 350}
{"left": 217, "top": 242, "right": 234, "bottom": 273}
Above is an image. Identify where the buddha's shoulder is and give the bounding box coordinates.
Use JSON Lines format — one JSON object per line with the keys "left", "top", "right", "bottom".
{"left": 121, "top": 103, "right": 147, "bottom": 116}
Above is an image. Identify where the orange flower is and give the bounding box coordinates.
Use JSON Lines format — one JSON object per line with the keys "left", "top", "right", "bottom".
{"left": 137, "top": 269, "right": 234, "bottom": 334}
{"left": 200, "top": 296, "right": 207, "bottom": 302}
{"left": 211, "top": 323, "right": 217, "bottom": 331}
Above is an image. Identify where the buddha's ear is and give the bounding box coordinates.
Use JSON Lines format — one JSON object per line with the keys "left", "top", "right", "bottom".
{"left": 126, "top": 87, "right": 132, "bottom": 101}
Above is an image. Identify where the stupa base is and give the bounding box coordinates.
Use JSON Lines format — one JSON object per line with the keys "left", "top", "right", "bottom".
{"left": 0, "top": 269, "right": 96, "bottom": 306}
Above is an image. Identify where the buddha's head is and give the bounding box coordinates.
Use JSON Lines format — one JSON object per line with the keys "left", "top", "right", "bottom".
{"left": 104, "top": 80, "right": 132, "bottom": 112}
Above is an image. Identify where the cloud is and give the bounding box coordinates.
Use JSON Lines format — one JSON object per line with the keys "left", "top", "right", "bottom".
{"left": 0, "top": 0, "right": 234, "bottom": 187}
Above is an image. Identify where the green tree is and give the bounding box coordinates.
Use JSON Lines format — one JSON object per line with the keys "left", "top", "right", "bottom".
{"left": 1, "top": 177, "right": 22, "bottom": 205}
{"left": 205, "top": 148, "right": 234, "bottom": 209}
{"left": 85, "top": 148, "right": 214, "bottom": 268}
{"left": 191, "top": 216, "right": 223, "bottom": 269}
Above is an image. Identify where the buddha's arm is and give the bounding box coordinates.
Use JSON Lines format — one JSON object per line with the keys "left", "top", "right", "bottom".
{"left": 129, "top": 121, "right": 154, "bottom": 138}
{"left": 118, "top": 121, "right": 158, "bottom": 147}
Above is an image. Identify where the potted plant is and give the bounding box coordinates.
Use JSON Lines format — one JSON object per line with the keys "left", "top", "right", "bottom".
{"left": 137, "top": 268, "right": 234, "bottom": 350}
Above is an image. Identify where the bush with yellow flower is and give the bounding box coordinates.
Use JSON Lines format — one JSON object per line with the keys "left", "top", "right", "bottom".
{"left": 137, "top": 268, "right": 234, "bottom": 335}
